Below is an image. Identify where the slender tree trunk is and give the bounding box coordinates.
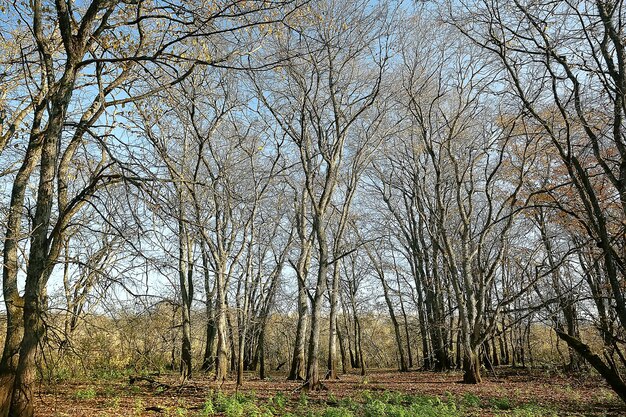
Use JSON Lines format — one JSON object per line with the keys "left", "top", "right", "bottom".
{"left": 455, "top": 329, "right": 462, "bottom": 369}
{"left": 337, "top": 321, "right": 348, "bottom": 374}
{"left": 326, "top": 261, "right": 341, "bottom": 379}
{"left": 178, "top": 217, "right": 193, "bottom": 382}
{"left": 415, "top": 288, "right": 431, "bottom": 369}
{"left": 180, "top": 303, "right": 192, "bottom": 381}
{"left": 356, "top": 316, "right": 366, "bottom": 376}
{"left": 396, "top": 282, "right": 413, "bottom": 369}
{"left": 288, "top": 281, "right": 308, "bottom": 380}
{"left": 228, "top": 311, "right": 237, "bottom": 373}
{"left": 379, "top": 271, "right": 407, "bottom": 372}
{"left": 215, "top": 270, "right": 229, "bottom": 381}
{"left": 258, "top": 327, "right": 266, "bottom": 379}
{"left": 237, "top": 327, "right": 245, "bottom": 385}
{"left": 201, "top": 248, "right": 217, "bottom": 372}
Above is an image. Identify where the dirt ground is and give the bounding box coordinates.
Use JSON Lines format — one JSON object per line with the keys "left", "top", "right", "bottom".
{"left": 34, "top": 368, "right": 626, "bottom": 416}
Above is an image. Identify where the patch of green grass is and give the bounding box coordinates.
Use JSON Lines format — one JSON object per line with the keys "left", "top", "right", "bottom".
{"left": 180, "top": 389, "right": 568, "bottom": 417}
{"left": 298, "top": 392, "right": 309, "bottom": 407}
{"left": 74, "top": 387, "right": 97, "bottom": 400}
{"left": 268, "top": 391, "right": 288, "bottom": 413}
{"left": 502, "top": 403, "right": 558, "bottom": 417}
{"left": 462, "top": 392, "right": 481, "bottom": 407}
{"left": 362, "top": 395, "right": 459, "bottom": 417}
{"left": 90, "top": 368, "right": 127, "bottom": 381}
{"left": 200, "top": 397, "right": 215, "bottom": 416}
{"left": 208, "top": 391, "right": 273, "bottom": 417}
{"left": 337, "top": 396, "right": 358, "bottom": 411}
{"left": 490, "top": 397, "right": 513, "bottom": 410}
{"left": 320, "top": 407, "right": 354, "bottom": 417}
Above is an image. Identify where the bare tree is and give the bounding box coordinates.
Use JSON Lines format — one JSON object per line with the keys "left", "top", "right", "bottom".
{"left": 253, "top": 0, "right": 394, "bottom": 389}
{"left": 452, "top": 0, "right": 626, "bottom": 399}
{"left": 0, "top": 0, "right": 304, "bottom": 414}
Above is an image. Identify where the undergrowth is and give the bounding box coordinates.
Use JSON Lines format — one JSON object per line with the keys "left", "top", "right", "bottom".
{"left": 192, "top": 389, "right": 557, "bottom": 417}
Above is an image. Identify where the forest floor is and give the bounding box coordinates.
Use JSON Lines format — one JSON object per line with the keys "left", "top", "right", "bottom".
{"left": 34, "top": 367, "right": 625, "bottom": 417}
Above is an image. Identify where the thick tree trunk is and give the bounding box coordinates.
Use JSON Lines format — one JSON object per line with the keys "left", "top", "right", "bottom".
{"left": 427, "top": 293, "right": 448, "bottom": 371}
{"left": 288, "top": 215, "right": 311, "bottom": 381}
{"left": 462, "top": 350, "right": 482, "bottom": 384}
{"left": 305, "top": 259, "right": 327, "bottom": 390}
{"left": 9, "top": 290, "right": 46, "bottom": 417}
{"left": 201, "top": 313, "right": 217, "bottom": 371}
{"left": 9, "top": 76, "right": 76, "bottom": 416}
{"left": 491, "top": 338, "right": 500, "bottom": 367}
{"left": 0, "top": 116, "right": 43, "bottom": 416}
{"left": 305, "top": 217, "right": 329, "bottom": 391}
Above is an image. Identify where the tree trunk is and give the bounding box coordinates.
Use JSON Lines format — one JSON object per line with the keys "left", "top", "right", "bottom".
{"left": 215, "top": 270, "right": 229, "bottom": 381}
{"left": 228, "top": 311, "right": 237, "bottom": 374}
{"left": 378, "top": 271, "right": 407, "bottom": 372}
{"left": 288, "top": 282, "right": 308, "bottom": 380}
{"left": 9, "top": 289, "right": 46, "bottom": 417}
{"left": 201, "top": 313, "right": 217, "bottom": 372}
{"left": 178, "top": 217, "right": 193, "bottom": 382}
{"left": 288, "top": 215, "right": 311, "bottom": 381}
{"left": 201, "top": 247, "right": 217, "bottom": 372}
{"left": 337, "top": 321, "right": 348, "bottom": 374}
{"left": 326, "top": 262, "right": 341, "bottom": 379}
{"left": 556, "top": 330, "right": 626, "bottom": 404}
{"left": 462, "top": 350, "right": 482, "bottom": 384}
{"left": 0, "top": 109, "right": 43, "bottom": 416}
{"left": 491, "top": 338, "right": 500, "bottom": 367}
{"left": 305, "top": 256, "right": 328, "bottom": 390}
{"left": 397, "top": 285, "right": 413, "bottom": 369}
{"left": 237, "top": 328, "right": 245, "bottom": 385}
{"left": 356, "top": 316, "right": 366, "bottom": 376}
{"left": 258, "top": 328, "right": 266, "bottom": 380}
{"left": 180, "top": 305, "right": 192, "bottom": 381}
